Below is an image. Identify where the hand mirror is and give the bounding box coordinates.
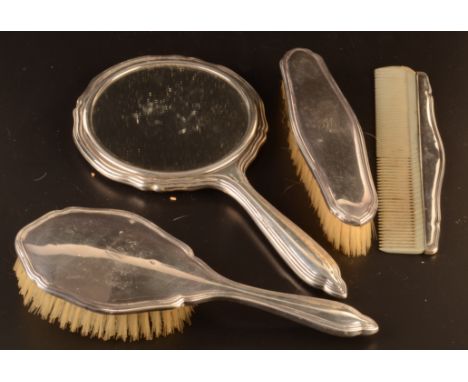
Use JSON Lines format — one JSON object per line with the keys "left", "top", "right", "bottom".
{"left": 73, "top": 55, "right": 346, "bottom": 298}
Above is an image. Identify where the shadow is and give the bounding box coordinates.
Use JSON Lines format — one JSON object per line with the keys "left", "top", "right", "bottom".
{"left": 223, "top": 204, "right": 313, "bottom": 296}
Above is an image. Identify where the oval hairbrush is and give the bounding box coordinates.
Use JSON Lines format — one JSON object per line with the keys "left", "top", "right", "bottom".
{"left": 14, "top": 207, "right": 378, "bottom": 340}
{"left": 280, "top": 48, "right": 378, "bottom": 256}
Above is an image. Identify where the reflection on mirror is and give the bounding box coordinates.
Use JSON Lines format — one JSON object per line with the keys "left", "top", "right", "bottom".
{"left": 91, "top": 66, "right": 250, "bottom": 172}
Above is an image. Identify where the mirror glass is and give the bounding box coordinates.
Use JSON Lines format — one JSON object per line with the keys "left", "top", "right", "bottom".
{"left": 91, "top": 66, "right": 250, "bottom": 172}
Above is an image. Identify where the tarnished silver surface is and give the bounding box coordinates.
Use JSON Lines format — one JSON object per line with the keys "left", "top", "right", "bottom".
{"left": 15, "top": 208, "right": 378, "bottom": 337}
{"left": 280, "top": 48, "right": 378, "bottom": 226}
{"left": 73, "top": 55, "right": 347, "bottom": 298}
{"left": 417, "top": 72, "right": 445, "bottom": 254}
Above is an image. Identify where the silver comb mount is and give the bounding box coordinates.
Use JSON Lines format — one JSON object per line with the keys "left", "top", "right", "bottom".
{"left": 417, "top": 72, "right": 445, "bottom": 254}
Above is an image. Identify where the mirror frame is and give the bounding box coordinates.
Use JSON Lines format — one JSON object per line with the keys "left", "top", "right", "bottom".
{"left": 73, "top": 55, "right": 267, "bottom": 191}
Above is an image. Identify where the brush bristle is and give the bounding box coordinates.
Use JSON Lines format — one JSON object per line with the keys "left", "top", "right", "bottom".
{"left": 287, "top": 130, "right": 372, "bottom": 256}
{"left": 13, "top": 259, "right": 193, "bottom": 341}
{"left": 375, "top": 66, "right": 425, "bottom": 254}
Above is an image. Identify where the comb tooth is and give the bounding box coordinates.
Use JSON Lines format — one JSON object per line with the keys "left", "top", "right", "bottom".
{"left": 375, "top": 66, "right": 425, "bottom": 254}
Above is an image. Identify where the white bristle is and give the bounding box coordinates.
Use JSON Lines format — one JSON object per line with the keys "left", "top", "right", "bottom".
{"left": 375, "top": 66, "right": 425, "bottom": 254}
{"left": 13, "top": 259, "right": 193, "bottom": 341}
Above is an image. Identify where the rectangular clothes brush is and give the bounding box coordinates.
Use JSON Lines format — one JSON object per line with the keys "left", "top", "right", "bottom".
{"left": 375, "top": 66, "right": 445, "bottom": 254}
{"left": 280, "top": 48, "right": 378, "bottom": 257}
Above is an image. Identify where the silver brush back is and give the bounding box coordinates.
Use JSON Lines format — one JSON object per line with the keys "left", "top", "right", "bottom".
{"left": 280, "top": 48, "right": 377, "bottom": 226}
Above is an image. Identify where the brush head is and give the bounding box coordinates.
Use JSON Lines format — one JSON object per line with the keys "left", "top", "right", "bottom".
{"left": 12, "top": 207, "right": 205, "bottom": 341}
{"left": 14, "top": 259, "right": 193, "bottom": 341}
{"left": 288, "top": 128, "right": 372, "bottom": 256}
{"left": 280, "top": 48, "right": 377, "bottom": 256}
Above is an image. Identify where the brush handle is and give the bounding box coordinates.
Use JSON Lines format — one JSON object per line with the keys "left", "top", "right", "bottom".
{"left": 218, "top": 279, "right": 377, "bottom": 337}
{"left": 216, "top": 166, "right": 347, "bottom": 298}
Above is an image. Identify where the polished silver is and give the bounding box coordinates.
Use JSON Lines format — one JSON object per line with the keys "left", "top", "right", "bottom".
{"left": 73, "top": 55, "right": 347, "bottom": 298}
{"left": 417, "top": 72, "right": 445, "bottom": 254}
{"left": 15, "top": 207, "right": 378, "bottom": 337}
{"left": 280, "top": 48, "right": 378, "bottom": 226}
